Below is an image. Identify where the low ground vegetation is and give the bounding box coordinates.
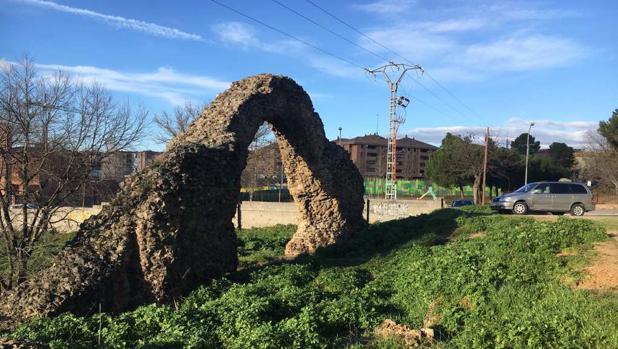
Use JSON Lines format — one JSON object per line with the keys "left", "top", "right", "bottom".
{"left": 3, "top": 208, "right": 618, "bottom": 348}
{"left": 0, "top": 231, "right": 75, "bottom": 284}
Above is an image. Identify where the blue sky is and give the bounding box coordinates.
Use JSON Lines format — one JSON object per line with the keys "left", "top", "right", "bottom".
{"left": 1, "top": 0, "right": 617, "bottom": 150}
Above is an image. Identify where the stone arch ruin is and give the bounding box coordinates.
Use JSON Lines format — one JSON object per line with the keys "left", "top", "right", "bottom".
{"left": 0, "top": 74, "right": 366, "bottom": 324}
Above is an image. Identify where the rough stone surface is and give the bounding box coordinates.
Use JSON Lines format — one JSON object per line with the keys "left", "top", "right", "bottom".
{"left": 0, "top": 74, "right": 366, "bottom": 325}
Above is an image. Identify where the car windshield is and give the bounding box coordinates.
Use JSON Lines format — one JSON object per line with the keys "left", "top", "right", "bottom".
{"left": 514, "top": 183, "right": 536, "bottom": 193}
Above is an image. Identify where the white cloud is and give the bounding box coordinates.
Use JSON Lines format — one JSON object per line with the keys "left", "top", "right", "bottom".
{"left": 361, "top": 26, "right": 456, "bottom": 61}
{"left": 212, "top": 21, "right": 362, "bottom": 78}
{"left": 212, "top": 21, "right": 304, "bottom": 54}
{"left": 415, "top": 18, "right": 489, "bottom": 33}
{"left": 362, "top": 30, "right": 585, "bottom": 82}
{"left": 462, "top": 35, "right": 584, "bottom": 71}
{"left": 356, "top": 1, "right": 585, "bottom": 81}
{"left": 307, "top": 56, "right": 360, "bottom": 78}
{"left": 353, "top": 0, "right": 417, "bottom": 16}
{"left": 212, "top": 22, "right": 259, "bottom": 48}
{"left": 16, "top": 0, "right": 204, "bottom": 41}
{"left": 34, "top": 62, "right": 230, "bottom": 105}
{"left": 405, "top": 118, "right": 598, "bottom": 149}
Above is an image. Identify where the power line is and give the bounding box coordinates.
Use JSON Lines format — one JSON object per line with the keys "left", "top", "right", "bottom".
{"left": 409, "top": 96, "right": 455, "bottom": 119}
{"left": 269, "top": 0, "right": 389, "bottom": 62}
{"left": 409, "top": 77, "right": 472, "bottom": 122}
{"left": 304, "top": 0, "right": 490, "bottom": 126}
{"left": 304, "top": 0, "right": 404, "bottom": 60}
{"left": 209, "top": 0, "right": 364, "bottom": 70}
{"left": 423, "top": 71, "right": 483, "bottom": 121}
{"left": 214, "top": 0, "right": 489, "bottom": 129}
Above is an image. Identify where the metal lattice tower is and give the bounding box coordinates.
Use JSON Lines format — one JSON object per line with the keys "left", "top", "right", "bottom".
{"left": 366, "top": 62, "right": 423, "bottom": 200}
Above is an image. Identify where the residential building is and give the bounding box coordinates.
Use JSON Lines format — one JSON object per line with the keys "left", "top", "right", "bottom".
{"left": 100, "top": 150, "right": 163, "bottom": 181}
{"left": 133, "top": 150, "right": 164, "bottom": 172}
{"left": 339, "top": 134, "right": 437, "bottom": 179}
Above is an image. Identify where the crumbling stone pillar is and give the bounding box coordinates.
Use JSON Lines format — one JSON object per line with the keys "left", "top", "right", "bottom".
{"left": 0, "top": 74, "right": 366, "bottom": 325}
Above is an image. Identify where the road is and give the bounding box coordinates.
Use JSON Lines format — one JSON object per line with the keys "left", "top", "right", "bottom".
{"left": 587, "top": 209, "right": 618, "bottom": 216}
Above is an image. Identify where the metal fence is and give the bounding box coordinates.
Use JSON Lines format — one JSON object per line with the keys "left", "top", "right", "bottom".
{"left": 592, "top": 192, "right": 618, "bottom": 204}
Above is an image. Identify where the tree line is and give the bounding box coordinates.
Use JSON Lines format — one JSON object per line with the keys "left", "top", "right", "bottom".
{"left": 426, "top": 112, "right": 618, "bottom": 204}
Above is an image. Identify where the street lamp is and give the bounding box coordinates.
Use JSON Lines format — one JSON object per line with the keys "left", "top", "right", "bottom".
{"left": 524, "top": 122, "right": 535, "bottom": 185}
{"left": 338, "top": 127, "right": 342, "bottom": 145}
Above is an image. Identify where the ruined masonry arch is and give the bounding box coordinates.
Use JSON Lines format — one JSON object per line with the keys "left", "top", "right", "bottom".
{"left": 0, "top": 74, "right": 366, "bottom": 323}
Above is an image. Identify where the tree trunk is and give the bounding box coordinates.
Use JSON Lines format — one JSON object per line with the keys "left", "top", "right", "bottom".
{"left": 15, "top": 251, "right": 28, "bottom": 285}
{"left": 472, "top": 175, "right": 482, "bottom": 205}
{"left": 459, "top": 184, "right": 464, "bottom": 199}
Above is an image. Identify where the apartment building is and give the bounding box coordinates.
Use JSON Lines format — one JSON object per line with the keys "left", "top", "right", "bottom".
{"left": 99, "top": 150, "right": 164, "bottom": 181}
{"left": 339, "top": 134, "right": 437, "bottom": 179}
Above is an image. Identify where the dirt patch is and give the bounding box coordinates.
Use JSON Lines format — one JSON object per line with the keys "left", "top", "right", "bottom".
{"left": 374, "top": 319, "right": 434, "bottom": 347}
{"left": 577, "top": 232, "right": 618, "bottom": 294}
{"left": 468, "top": 232, "right": 485, "bottom": 240}
{"left": 556, "top": 250, "right": 577, "bottom": 257}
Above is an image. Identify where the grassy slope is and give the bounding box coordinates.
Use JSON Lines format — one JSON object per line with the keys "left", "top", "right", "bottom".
{"left": 507, "top": 215, "right": 618, "bottom": 233}
{"left": 4, "top": 209, "right": 618, "bottom": 348}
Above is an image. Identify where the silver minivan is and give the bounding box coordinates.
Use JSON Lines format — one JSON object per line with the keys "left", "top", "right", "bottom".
{"left": 491, "top": 181, "right": 594, "bottom": 216}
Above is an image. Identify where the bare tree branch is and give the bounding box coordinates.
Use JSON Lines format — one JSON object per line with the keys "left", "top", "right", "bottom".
{"left": 153, "top": 102, "right": 205, "bottom": 144}
{"left": 0, "top": 57, "right": 147, "bottom": 287}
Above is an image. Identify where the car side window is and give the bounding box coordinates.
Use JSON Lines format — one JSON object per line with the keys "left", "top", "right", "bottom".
{"left": 535, "top": 183, "right": 550, "bottom": 194}
{"left": 550, "top": 183, "right": 571, "bottom": 194}
{"left": 570, "top": 184, "right": 588, "bottom": 194}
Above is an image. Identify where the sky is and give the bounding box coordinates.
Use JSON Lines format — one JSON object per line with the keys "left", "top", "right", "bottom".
{"left": 1, "top": 0, "right": 617, "bottom": 150}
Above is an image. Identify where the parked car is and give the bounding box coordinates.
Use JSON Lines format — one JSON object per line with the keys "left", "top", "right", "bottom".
{"left": 451, "top": 199, "right": 473, "bottom": 208}
{"left": 490, "top": 181, "right": 593, "bottom": 216}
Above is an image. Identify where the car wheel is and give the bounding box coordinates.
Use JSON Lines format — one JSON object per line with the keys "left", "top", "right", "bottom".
{"left": 570, "top": 204, "right": 585, "bottom": 216}
{"left": 513, "top": 201, "right": 528, "bottom": 215}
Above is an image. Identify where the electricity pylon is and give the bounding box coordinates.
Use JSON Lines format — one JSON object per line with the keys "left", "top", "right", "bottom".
{"left": 366, "top": 62, "right": 424, "bottom": 200}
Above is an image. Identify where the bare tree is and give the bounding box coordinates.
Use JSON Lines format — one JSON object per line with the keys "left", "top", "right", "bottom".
{"left": 584, "top": 131, "right": 618, "bottom": 195}
{"left": 241, "top": 123, "right": 276, "bottom": 201}
{"left": 0, "top": 58, "right": 146, "bottom": 290}
{"left": 153, "top": 102, "right": 206, "bottom": 144}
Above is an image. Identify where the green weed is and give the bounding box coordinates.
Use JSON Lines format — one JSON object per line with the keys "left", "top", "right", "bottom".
{"left": 6, "top": 210, "right": 617, "bottom": 348}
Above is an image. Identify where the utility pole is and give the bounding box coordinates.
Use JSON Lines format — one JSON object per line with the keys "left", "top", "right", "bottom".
{"left": 366, "top": 62, "right": 424, "bottom": 200}
{"left": 278, "top": 160, "right": 284, "bottom": 202}
{"left": 482, "top": 127, "right": 490, "bottom": 205}
{"left": 524, "top": 122, "right": 535, "bottom": 185}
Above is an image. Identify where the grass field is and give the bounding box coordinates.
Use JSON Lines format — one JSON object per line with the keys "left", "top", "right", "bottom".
{"left": 509, "top": 214, "right": 618, "bottom": 232}
{"left": 2, "top": 208, "right": 618, "bottom": 348}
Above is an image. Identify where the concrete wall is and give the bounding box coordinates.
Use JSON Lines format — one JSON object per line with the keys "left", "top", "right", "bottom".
{"left": 8, "top": 206, "right": 106, "bottom": 233}
{"left": 233, "top": 201, "right": 299, "bottom": 228}
{"left": 233, "top": 199, "right": 443, "bottom": 228}
{"left": 24, "top": 199, "right": 443, "bottom": 233}
{"left": 366, "top": 199, "right": 443, "bottom": 223}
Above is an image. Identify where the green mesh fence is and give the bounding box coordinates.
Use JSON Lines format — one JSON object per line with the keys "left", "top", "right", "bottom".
{"left": 363, "top": 178, "right": 486, "bottom": 198}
